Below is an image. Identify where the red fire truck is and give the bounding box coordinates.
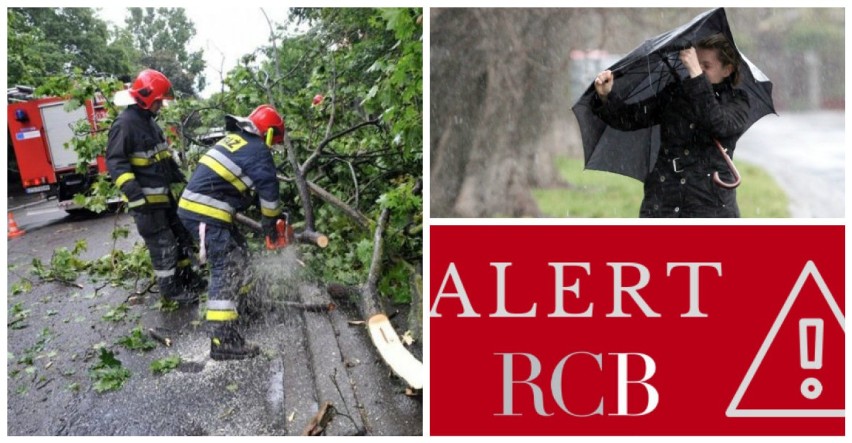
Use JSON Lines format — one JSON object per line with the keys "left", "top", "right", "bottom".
{"left": 7, "top": 86, "right": 111, "bottom": 211}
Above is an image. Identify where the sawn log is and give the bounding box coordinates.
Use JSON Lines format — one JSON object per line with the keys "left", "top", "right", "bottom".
{"left": 360, "top": 208, "right": 423, "bottom": 390}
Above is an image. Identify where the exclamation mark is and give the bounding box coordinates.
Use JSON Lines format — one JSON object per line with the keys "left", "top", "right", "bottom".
{"left": 799, "top": 318, "right": 824, "bottom": 400}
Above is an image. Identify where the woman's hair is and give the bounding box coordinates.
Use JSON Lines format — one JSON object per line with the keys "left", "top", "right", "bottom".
{"left": 696, "top": 34, "right": 741, "bottom": 86}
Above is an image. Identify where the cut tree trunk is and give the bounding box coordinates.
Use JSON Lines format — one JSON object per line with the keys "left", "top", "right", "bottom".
{"left": 358, "top": 208, "right": 423, "bottom": 390}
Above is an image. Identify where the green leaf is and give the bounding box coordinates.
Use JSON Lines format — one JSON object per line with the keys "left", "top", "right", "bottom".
{"left": 89, "top": 348, "right": 131, "bottom": 393}
{"left": 92, "top": 347, "right": 122, "bottom": 369}
{"left": 116, "top": 326, "right": 157, "bottom": 351}
{"left": 102, "top": 303, "right": 130, "bottom": 322}
{"left": 111, "top": 227, "right": 130, "bottom": 240}
{"left": 11, "top": 279, "right": 33, "bottom": 295}
{"left": 91, "top": 366, "right": 131, "bottom": 393}
{"left": 363, "top": 85, "right": 379, "bottom": 102}
{"left": 72, "top": 194, "right": 87, "bottom": 206}
{"left": 150, "top": 355, "right": 181, "bottom": 375}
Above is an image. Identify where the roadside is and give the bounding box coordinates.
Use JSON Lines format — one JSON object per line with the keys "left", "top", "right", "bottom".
{"left": 6, "top": 199, "right": 422, "bottom": 436}
{"left": 735, "top": 110, "right": 845, "bottom": 218}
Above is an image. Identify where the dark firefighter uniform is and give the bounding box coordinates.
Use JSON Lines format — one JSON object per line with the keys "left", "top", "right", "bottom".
{"left": 106, "top": 105, "right": 203, "bottom": 302}
{"left": 593, "top": 74, "right": 750, "bottom": 217}
{"left": 177, "top": 119, "right": 282, "bottom": 360}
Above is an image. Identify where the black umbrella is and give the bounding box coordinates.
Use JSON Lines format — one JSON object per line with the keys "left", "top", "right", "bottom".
{"left": 571, "top": 8, "right": 776, "bottom": 182}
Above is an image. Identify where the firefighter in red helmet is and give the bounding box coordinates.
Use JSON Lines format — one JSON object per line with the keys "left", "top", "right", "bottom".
{"left": 178, "top": 104, "right": 287, "bottom": 360}
{"left": 106, "top": 69, "right": 205, "bottom": 305}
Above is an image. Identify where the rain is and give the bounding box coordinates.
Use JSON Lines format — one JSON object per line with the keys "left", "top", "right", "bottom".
{"left": 430, "top": 8, "right": 844, "bottom": 218}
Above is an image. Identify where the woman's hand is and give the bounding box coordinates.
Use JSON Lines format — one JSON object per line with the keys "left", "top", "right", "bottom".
{"left": 594, "top": 70, "right": 614, "bottom": 101}
{"left": 679, "top": 48, "right": 702, "bottom": 78}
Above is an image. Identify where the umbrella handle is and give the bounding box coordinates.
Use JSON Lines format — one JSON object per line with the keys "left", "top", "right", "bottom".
{"left": 711, "top": 139, "right": 741, "bottom": 189}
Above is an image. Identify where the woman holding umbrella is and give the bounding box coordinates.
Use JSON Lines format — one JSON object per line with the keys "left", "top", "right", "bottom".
{"left": 592, "top": 34, "right": 750, "bottom": 218}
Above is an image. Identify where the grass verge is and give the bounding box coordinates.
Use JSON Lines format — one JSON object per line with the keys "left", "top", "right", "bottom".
{"left": 533, "top": 157, "right": 789, "bottom": 218}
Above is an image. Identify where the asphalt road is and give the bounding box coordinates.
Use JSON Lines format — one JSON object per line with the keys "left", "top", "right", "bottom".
{"left": 736, "top": 110, "right": 845, "bottom": 218}
{"left": 6, "top": 200, "right": 422, "bottom": 436}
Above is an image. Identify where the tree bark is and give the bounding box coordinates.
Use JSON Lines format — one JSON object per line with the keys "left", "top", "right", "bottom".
{"left": 430, "top": 9, "right": 578, "bottom": 217}
{"left": 360, "top": 207, "right": 390, "bottom": 318}
{"left": 285, "top": 136, "right": 316, "bottom": 231}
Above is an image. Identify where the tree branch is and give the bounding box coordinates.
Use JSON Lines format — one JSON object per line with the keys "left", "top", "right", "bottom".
{"left": 260, "top": 8, "right": 283, "bottom": 101}
{"left": 324, "top": 61, "right": 337, "bottom": 141}
{"left": 285, "top": 136, "right": 315, "bottom": 231}
{"left": 277, "top": 174, "right": 370, "bottom": 229}
{"left": 301, "top": 118, "right": 382, "bottom": 174}
{"left": 363, "top": 207, "right": 390, "bottom": 316}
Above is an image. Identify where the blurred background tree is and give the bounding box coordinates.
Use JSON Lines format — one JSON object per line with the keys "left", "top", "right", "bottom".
{"left": 125, "top": 8, "right": 207, "bottom": 96}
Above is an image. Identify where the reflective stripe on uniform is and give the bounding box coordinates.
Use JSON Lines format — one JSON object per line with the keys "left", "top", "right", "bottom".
{"left": 129, "top": 145, "right": 173, "bottom": 166}
{"left": 130, "top": 156, "right": 164, "bottom": 166}
{"left": 116, "top": 172, "right": 136, "bottom": 188}
{"left": 178, "top": 200, "right": 232, "bottom": 223}
{"left": 146, "top": 195, "right": 170, "bottom": 204}
{"left": 177, "top": 258, "right": 191, "bottom": 268}
{"left": 206, "top": 299, "right": 239, "bottom": 322}
{"left": 260, "top": 198, "right": 281, "bottom": 217}
{"left": 179, "top": 190, "right": 234, "bottom": 223}
{"left": 207, "top": 300, "right": 238, "bottom": 311}
{"left": 181, "top": 190, "right": 234, "bottom": 213}
{"left": 207, "top": 310, "right": 239, "bottom": 321}
{"left": 208, "top": 148, "right": 254, "bottom": 188}
{"left": 127, "top": 198, "right": 146, "bottom": 208}
{"left": 199, "top": 150, "right": 252, "bottom": 192}
{"left": 142, "top": 186, "right": 169, "bottom": 195}
{"left": 154, "top": 268, "right": 176, "bottom": 278}
{"left": 141, "top": 187, "right": 170, "bottom": 204}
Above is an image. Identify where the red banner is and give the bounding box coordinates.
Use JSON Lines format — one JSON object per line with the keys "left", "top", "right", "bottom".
{"left": 430, "top": 225, "right": 844, "bottom": 436}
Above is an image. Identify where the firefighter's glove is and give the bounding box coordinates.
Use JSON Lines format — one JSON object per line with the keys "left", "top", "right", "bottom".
{"left": 261, "top": 216, "right": 279, "bottom": 243}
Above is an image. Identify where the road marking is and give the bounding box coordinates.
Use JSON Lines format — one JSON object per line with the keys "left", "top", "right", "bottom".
{"left": 27, "top": 207, "right": 63, "bottom": 217}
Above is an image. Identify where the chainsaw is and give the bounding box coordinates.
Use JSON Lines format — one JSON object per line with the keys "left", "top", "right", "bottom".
{"left": 264, "top": 214, "right": 295, "bottom": 250}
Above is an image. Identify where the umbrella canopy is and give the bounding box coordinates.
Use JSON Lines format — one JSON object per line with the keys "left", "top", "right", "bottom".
{"left": 571, "top": 8, "right": 776, "bottom": 182}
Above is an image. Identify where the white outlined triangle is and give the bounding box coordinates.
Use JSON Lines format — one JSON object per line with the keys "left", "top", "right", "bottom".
{"left": 726, "top": 260, "right": 845, "bottom": 418}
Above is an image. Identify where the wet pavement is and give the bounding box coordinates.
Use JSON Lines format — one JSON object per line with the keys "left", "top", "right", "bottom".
{"left": 5, "top": 198, "right": 422, "bottom": 436}
{"left": 736, "top": 110, "right": 845, "bottom": 218}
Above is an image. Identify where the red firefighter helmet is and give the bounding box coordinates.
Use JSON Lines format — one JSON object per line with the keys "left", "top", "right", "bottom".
{"left": 248, "top": 104, "right": 285, "bottom": 145}
{"left": 129, "top": 69, "right": 171, "bottom": 110}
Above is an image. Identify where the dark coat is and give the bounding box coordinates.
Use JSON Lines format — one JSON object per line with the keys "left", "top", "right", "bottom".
{"left": 177, "top": 130, "right": 281, "bottom": 227}
{"left": 592, "top": 73, "right": 751, "bottom": 217}
{"left": 106, "top": 105, "right": 184, "bottom": 209}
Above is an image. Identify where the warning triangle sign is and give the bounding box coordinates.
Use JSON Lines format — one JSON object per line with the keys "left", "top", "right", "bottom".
{"left": 726, "top": 261, "right": 845, "bottom": 418}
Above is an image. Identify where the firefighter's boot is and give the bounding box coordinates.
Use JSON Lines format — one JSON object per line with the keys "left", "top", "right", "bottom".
{"left": 177, "top": 264, "right": 207, "bottom": 295}
{"left": 210, "top": 322, "right": 260, "bottom": 361}
{"left": 158, "top": 275, "right": 199, "bottom": 305}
